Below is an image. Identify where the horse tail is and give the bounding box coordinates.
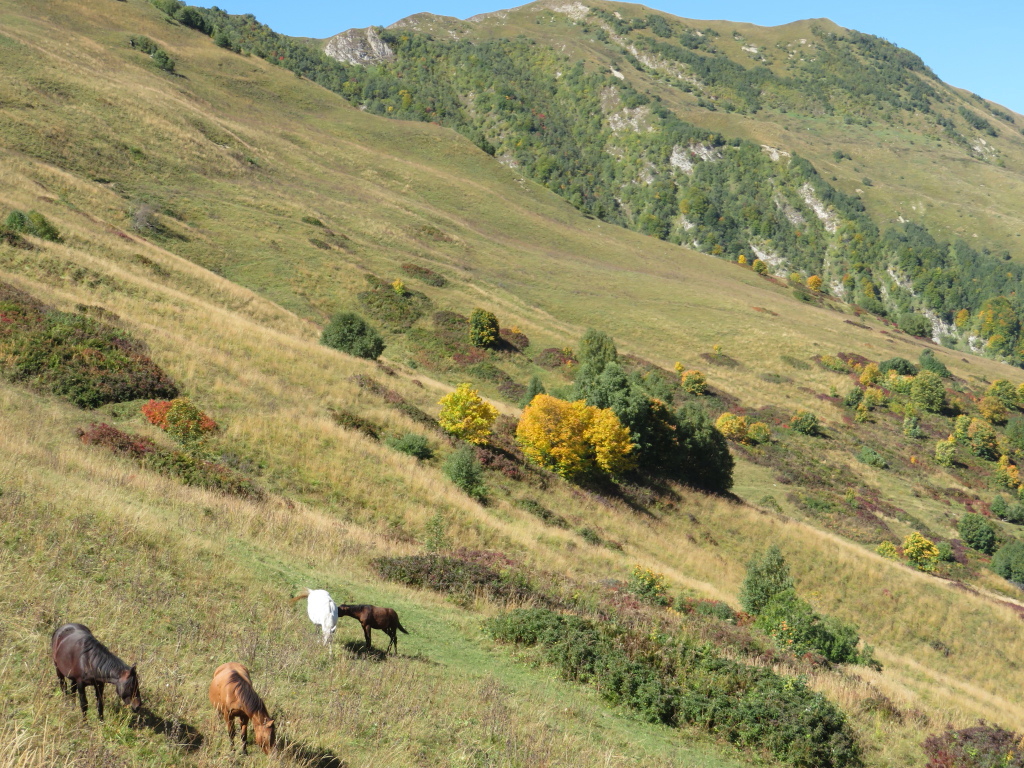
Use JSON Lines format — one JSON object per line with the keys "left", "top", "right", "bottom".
{"left": 397, "top": 619, "right": 409, "bottom": 635}
{"left": 290, "top": 588, "right": 311, "bottom": 603}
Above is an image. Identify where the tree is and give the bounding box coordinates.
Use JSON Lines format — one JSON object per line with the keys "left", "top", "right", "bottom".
{"left": 790, "top": 409, "right": 820, "bottom": 435}
{"left": 910, "top": 369, "right": 945, "bottom": 413}
{"left": 752, "top": 259, "right": 768, "bottom": 275}
{"left": 438, "top": 383, "right": 498, "bottom": 445}
{"left": 515, "top": 394, "right": 635, "bottom": 481}
{"left": 898, "top": 312, "right": 931, "bottom": 337}
{"left": 739, "top": 545, "right": 793, "bottom": 616}
{"left": 934, "top": 437, "right": 956, "bottom": 467}
{"left": 967, "top": 418, "right": 999, "bottom": 460}
{"left": 859, "top": 363, "right": 881, "bottom": 386}
{"left": 918, "top": 350, "right": 950, "bottom": 378}
{"left": 469, "top": 308, "right": 499, "bottom": 348}
{"left": 321, "top": 312, "right": 386, "bottom": 360}
{"left": 574, "top": 329, "right": 618, "bottom": 383}
{"left": 992, "top": 541, "right": 1024, "bottom": 583}
{"left": 443, "top": 445, "right": 486, "bottom": 501}
{"left": 958, "top": 513, "right": 997, "bottom": 554}
{"left": 678, "top": 369, "right": 707, "bottom": 395}
{"left": 806, "top": 275, "right": 823, "bottom": 292}
{"left": 878, "top": 357, "right": 917, "bottom": 376}
{"left": 986, "top": 380, "right": 1019, "bottom": 409}
{"left": 902, "top": 532, "right": 939, "bottom": 571}
{"left": 979, "top": 396, "right": 1009, "bottom": 425}
{"left": 520, "top": 375, "right": 546, "bottom": 407}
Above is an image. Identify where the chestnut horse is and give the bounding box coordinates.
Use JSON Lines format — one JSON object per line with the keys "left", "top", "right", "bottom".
{"left": 209, "top": 662, "right": 275, "bottom": 755}
{"left": 337, "top": 604, "right": 409, "bottom": 654}
{"left": 51, "top": 623, "right": 142, "bottom": 720}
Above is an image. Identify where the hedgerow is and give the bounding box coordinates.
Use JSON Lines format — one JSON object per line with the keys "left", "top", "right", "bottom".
{"left": 486, "top": 608, "right": 862, "bottom": 768}
{"left": 373, "top": 552, "right": 540, "bottom": 605}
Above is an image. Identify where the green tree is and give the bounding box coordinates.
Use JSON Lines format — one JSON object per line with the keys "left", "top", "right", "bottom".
{"left": 958, "top": 513, "right": 997, "bottom": 555}
{"left": 320, "top": 312, "right": 386, "bottom": 359}
{"left": 918, "top": 350, "right": 951, "bottom": 378}
{"left": 443, "top": 446, "right": 486, "bottom": 502}
{"left": 151, "top": 49, "right": 176, "bottom": 73}
{"left": 878, "top": 357, "right": 917, "bottom": 376}
{"left": 935, "top": 438, "right": 956, "bottom": 467}
{"left": 469, "top": 308, "right": 499, "bottom": 348}
{"left": 910, "top": 369, "right": 945, "bottom": 413}
{"left": 986, "top": 380, "right": 1019, "bottom": 409}
{"left": 739, "top": 545, "right": 793, "bottom": 616}
{"left": 992, "top": 541, "right": 1024, "bottom": 583}
{"left": 520, "top": 375, "right": 546, "bottom": 407}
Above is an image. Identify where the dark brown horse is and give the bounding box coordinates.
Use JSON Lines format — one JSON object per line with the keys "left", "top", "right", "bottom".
{"left": 336, "top": 604, "right": 409, "bottom": 654}
{"left": 51, "top": 623, "right": 142, "bottom": 719}
{"left": 209, "top": 662, "right": 275, "bottom": 755}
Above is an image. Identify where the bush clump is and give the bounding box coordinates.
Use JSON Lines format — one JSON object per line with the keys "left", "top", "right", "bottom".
{"left": 856, "top": 446, "right": 889, "bottom": 469}
{"left": 443, "top": 445, "right": 487, "bottom": 501}
{"left": 958, "top": 513, "right": 997, "bottom": 555}
{"left": 4, "top": 209, "right": 62, "bottom": 242}
{"left": 373, "top": 552, "right": 538, "bottom": 604}
{"left": 991, "top": 541, "right": 1024, "bottom": 584}
{"left": 789, "top": 409, "right": 820, "bottom": 436}
{"left": 142, "top": 397, "right": 217, "bottom": 444}
{"left": 922, "top": 724, "right": 1024, "bottom": 768}
{"left": 78, "top": 423, "right": 156, "bottom": 459}
{"left": 400, "top": 263, "right": 447, "bottom": 287}
{"left": 329, "top": 409, "right": 380, "bottom": 439}
{"left": 486, "top": 608, "right": 862, "bottom": 768}
{"left": 321, "top": 312, "right": 386, "bottom": 360}
{"left": 0, "top": 284, "right": 178, "bottom": 408}
{"left": 386, "top": 432, "right": 432, "bottom": 459}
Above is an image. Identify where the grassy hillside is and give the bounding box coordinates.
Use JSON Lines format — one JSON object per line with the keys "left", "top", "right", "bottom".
{"left": 5, "top": 1, "right": 1024, "bottom": 766}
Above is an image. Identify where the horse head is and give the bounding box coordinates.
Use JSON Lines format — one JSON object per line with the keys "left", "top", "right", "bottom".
{"left": 117, "top": 664, "right": 142, "bottom": 712}
{"left": 253, "top": 715, "right": 276, "bottom": 754}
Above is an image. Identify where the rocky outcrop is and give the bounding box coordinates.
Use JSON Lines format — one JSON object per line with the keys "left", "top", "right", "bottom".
{"left": 324, "top": 27, "right": 394, "bottom": 66}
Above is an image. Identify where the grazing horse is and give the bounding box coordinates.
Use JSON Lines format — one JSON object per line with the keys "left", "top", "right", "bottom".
{"left": 337, "top": 604, "right": 409, "bottom": 654}
{"left": 291, "top": 588, "right": 338, "bottom": 645}
{"left": 51, "top": 623, "right": 142, "bottom": 720}
{"left": 209, "top": 663, "right": 275, "bottom": 755}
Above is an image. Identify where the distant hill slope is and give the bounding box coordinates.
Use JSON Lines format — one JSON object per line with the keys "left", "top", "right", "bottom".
{"left": 6, "top": 1, "right": 1024, "bottom": 766}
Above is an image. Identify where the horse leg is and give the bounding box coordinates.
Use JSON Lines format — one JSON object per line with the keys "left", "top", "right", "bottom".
{"left": 77, "top": 681, "right": 88, "bottom": 717}
{"left": 55, "top": 667, "right": 67, "bottom": 695}
{"left": 225, "top": 712, "right": 236, "bottom": 753}
{"left": 364, "top": 623, "right": 372, "bottom": 650}
{"left": 389, "top": 628, "right": 398, "bottom": 655}
{"left": 239, "top": 714, "right": 249, "bottom": 755}
{"left": 95, "top": 682, "right": 105, "bottom": 721}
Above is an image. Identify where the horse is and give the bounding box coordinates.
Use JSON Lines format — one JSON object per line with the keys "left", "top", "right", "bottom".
{"left": 291, "top": 588, "right": 338, "bottom": 645}
{"left": 209, "top": 663, "right": 275, "bottom": 755}
{"left": 51, "top": 623, "right": 142, "bottom": 720}
{"left": 336, "top": 604, "right": 409, "bottom": 655}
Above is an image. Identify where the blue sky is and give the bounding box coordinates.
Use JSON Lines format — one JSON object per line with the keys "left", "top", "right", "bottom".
{"left": 210, "top": 0, "right": 1024, "bottom": 114}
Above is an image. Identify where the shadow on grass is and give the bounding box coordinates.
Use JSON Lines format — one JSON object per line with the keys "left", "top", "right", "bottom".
{"left": 137, "top": 708, "right": 204, "bottom": 752}
{"left": 339, "top": 640, "right": 389, "bottom": 661}
{"left": 280, "top": 738, "right": 348, "bottom": 767}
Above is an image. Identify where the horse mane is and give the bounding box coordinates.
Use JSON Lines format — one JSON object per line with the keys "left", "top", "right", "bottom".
{"left": 81, "top": 634, "right": 130, "bottom": 680}
{"left": 228, "top": 671, "right": 268, "bottom": 718}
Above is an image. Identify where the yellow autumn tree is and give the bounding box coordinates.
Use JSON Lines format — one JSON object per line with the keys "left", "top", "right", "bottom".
{"left": 437, "top": 383, "right": 498, "bottom": 445}
{"left": 954, "top": 309, "right": 970, "bottom": 329}
{"left": 516, "top": 394, "right": 635, "bottom": 480}
{"left": 806, "top": 275, "right": 823, "bottom": 292}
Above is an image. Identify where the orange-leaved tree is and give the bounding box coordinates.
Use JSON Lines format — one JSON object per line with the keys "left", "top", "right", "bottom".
{"left": 516, "top": 394, "right": 635, "bottom": 480}
{"left": 438, "top": 383, "right": 498, "bottom": 445}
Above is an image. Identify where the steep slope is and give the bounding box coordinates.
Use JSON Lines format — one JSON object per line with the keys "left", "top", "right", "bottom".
{"left": 5, "top": 1, "right": 1024, "bottom": 766}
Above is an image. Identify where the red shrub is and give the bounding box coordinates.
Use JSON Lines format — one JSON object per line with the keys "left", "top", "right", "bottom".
{"left": 78, "top": 423, "right": 156, "bottom": 458}
{"left": 142, "top": 399, "right": 173, "bottom": 429}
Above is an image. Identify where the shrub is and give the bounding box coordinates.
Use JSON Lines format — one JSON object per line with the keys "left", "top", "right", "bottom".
{"left": 400, "top": 263, "right": 447, "bottom": 287}
{"left": 936, "top": 541, "right": 955, "bottom": 562}
{"left": 806, "top": 275, "right": 823, "bottom": 292}
{"left": 935, "top": 438, "right": 956, "bottom": 467}
{"left": 373, "top": 553, "right": 538, "bottom": 603}
{"left": 996, "top": 455, "right": 1022, "bottom": 490}
{"left": 145, "top": 450, "right": 263, "bottom": 498}
{"left": 516, "top": 394, "right": 635, "bottom": 481}
{"left": 739, "top": 545, "right": 793, "bottom": 616}
{"left": 534, "top": 347, "right": 576, "bottom": 370}
{"left": 320, "top": 312, "right": 386, "bottom": 360}
{"left": 958, "top": 513, "right": 997, "bottom": 554}
{"left": 329, "top": 409, "right": 380, "bottom": 439}
{"left": 858, "top": 363, "right": 880, "bottom": 386}
{"left": 357, "top": 284, "right": 429, "bottom": 330}
{"left": 469, "top": 308, "right": 500, "bottom": 348}
{"left": 818, "top": 354, "right": 849, "bottom": 373}
{"left": 986, "top": 379, "right": 1019, "bottom": 409}
{"left": 903, "top": 413, "right": 925, "bottom": 438}
{"left": 678, "top": 369, "right": 707, "bottom": 395}
{"left": 922, "top": 724, "right": 1024, "bottom": 768}
{"left": 898, "top": 312, "right": 931, "bottom": 337}
{"left": 78, "top": 423, "right": 156, "bottom": 459}
{"left": 751, "top": 258, "right": 768, "bottom": 274}
{"left": 910, "top": 370, "right": 946, "bottom": 413}
{"left": 715, "top": 412, "right": 749, "bottom": 442}
{"left": 843, "top": 388, "right": 864, "bottom": 408}
{"left": 992, "top": 541, "right": 1024, "bottom": 584}
{"left": 746, "top": 421, "right": 771, "bottom": 444}
{"left": 919, "top": 349, "right": 951, "bottom": 378}
{"left": 879, "top": 357, "right": 917, "bottom": 376}
{"left": 443, "top": 445, "right": 486, "bottom": 501}
{"left": 979, "top": 396, "right": 1008, "bottom": 424}
{"left": 967, "top": 418, "right": 999, "bottom": 460}
{"left": 438, "top": 383, "right": 498, "bottom": 445}
{"left": 520, "top": 375, "right": 546, "bottom": 407}
{"left": 164, "top": 398, "right": 217, "bottom": 443}
{"left": 627, "top": 565, "right": 673, "bottom": 607}
{"left": 789, "top": 409, "right": 820, "bottom": 435}
{"left": 515, "top": 498, "right": 568, "bottom": 528}
{"left": 876, "top": 541, "right": 899, "bottom": 559}
{"left": 755, "top": 588, "right": 868, "bottom": 664}
{"left": 902, "top": 532, "right": 940, "bottom": 571}
{"left": 2, "top": 300, "right": 178, "bottom": 408}
{"left": 856, "top": 446, "right": 888, "bottom": 469}
{"left": 5, "top": 210, "right": 62, "bottom": 242}
{"left": 151, "top": 49, "right": 175, "bottom": 72}
{"left": 141, "top": 399, "right": 173, "bottom": 430}
{"left": 386, "top": 432, "right": 432, "bottom": 459}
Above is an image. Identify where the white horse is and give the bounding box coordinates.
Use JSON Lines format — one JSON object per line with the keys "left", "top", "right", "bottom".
{"left": 290, "top": 588, "right": 338, "bottom": 645}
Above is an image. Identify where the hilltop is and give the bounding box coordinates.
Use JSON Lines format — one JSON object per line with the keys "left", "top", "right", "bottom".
{"left": 3, "top": 1, "right": 1024, "bottom": 767}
